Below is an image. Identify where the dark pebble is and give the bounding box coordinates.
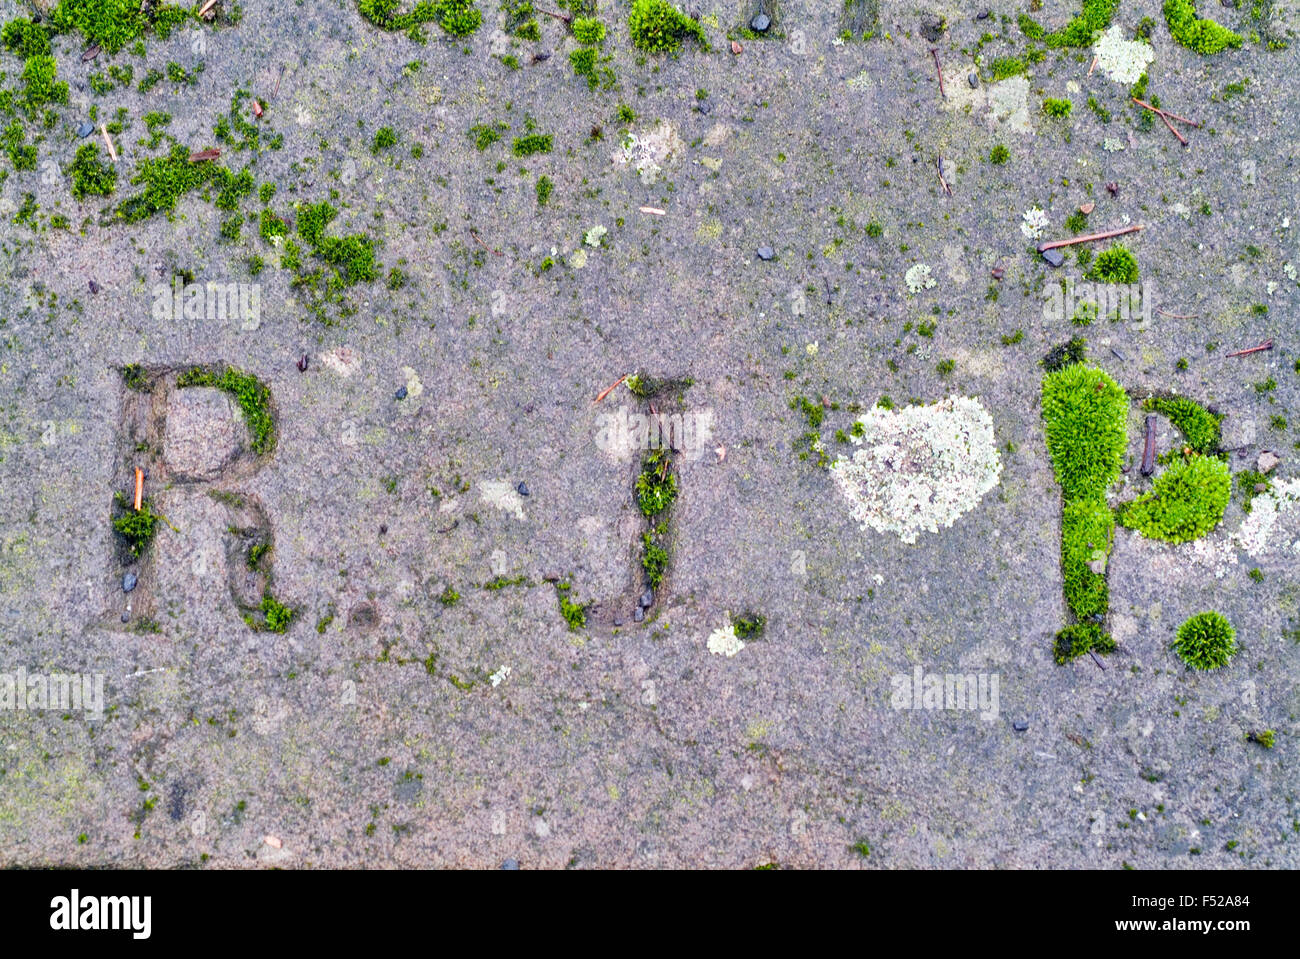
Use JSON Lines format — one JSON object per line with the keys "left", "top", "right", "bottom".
{"left": 1041, "top": 248, "right": 1066, "bottom": 268}
{"left": 297, "top": 353, "right": 309, "bottom": 372}
{"left": 122, "top": 571, "right": 137, "bottom": 593}
{"left": 613, "top": 616, "right": 623, "bottom": 627}
{"left": 1012, "top": 721, "right": 1029, "bottom": 732}
{"left": 88, "top": 280, "right": 100, "bottom": 294}
{"left": 756, "top": 245, "right": 775, "bottom": 261}
{"left": 121, "top": 611, "right": 130, "bottom": 623}
{"left": 968, "top": 72, "right": 978, "bottom": 88}
{"left": 694, "top": 100, "right": 712, "bottom": 114}
{"left": 750, "top": 13, "right": 770, "bottom": 32}
{"left": 394, "top": 386, "right": 407, "bottom": 400}
{"left": 920, "top": 15, "right": 945, "bottom": 42}
{"left": 76, "top": 121, "right": 94, "bottom": 138}
{"left": 633, "top": 606, "right": 644, "bottom": 623}
{"left": 976, "top": 9, "right": 991, "bottom": 19}
{"left": 501, "top": 858, "right": 520, "bottom": 870}
{"left": 639, "top": 588, "right": 653, "bottom": 609}
{"left": 378, "top": 524, "right": 387, "bottom": 535}
{"left": 516, "top": 481, "right": 529, "bottom": 497}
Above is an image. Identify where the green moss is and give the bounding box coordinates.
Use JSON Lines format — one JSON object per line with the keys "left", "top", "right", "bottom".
{"left": 1173, "top": 611, "right": 1236, "bottom": 670}
{"left": 1164, "top": 0, "right": 1242, "bottom": 54}
{"left": 635, "top": 451, "right": 677, "bottom": 516}
{"left": 1235, "top": 468, "right": 1270, "bottom": 513}
{"left": 356, "top": 0, "right": 482, "bottom": 37}
{"left": 572, "top": 16, "right": 605, "bottom": 44}
{"left": 569, "top": 46, "right": 600, "bottom": 87}
{"left": 1087, "top": 245, "right": 1139, "bottom": 284}
{"left": 789, "top": 394, "right": 824, "bottom": 429}
{"left": 535, "top": 174, "right": 553, "bottom": 207}
{"left": 628, "top": 0, "right": 707, "bottom": 53}
{"left": 989, "top": 57, "right": 1025, "bottom": 81}
{"left": 438, "top": 584, "right": 460, "bottom": 606}
{"left": 1065, "top": 210, "right": 1088, "bottom": 234}
{"left": 511, "top": 133, "right": 552, "bottom": 156}
{"left": 641, "top": 532, "right": 668, "bottom": 588}
{"left": 1118, "top": 455, "right": 1230, "bottom": 543}
{"left": 115, "top": 144, "right": 216, "bottom": 223}
{"left": 2, "top": 19, "right": 52, "bottom": 59}
{"left": 1042, "top": 97, "right": 1073, "bottom": 118}
{"left": 111, "top": 493, "right": 164, "bottom": 558}
{"left": 248, "top": 593, "right": 295, "bottom": 633}
{"left": 1042, "top": 336, "right": 1088, "bottom": 373}
{"left": 20, "top": 55, "right": 68, "bottom": 113}
{"left": 2, "top": 120, "right": 36, "bottom": 171}
{"left": 1247, "top": 729, "right": 1275, "bottom": 749}
{"left": 989, "top": 144, "right": 1009, "bottom": 164}
{"left": 247, "top": 541, "right": 270, "bottom": 569}
{"left": 1019, "top": 0, "right": 1116, "bottom": 47}
{"left": 371, "top": 126, "right": 397, "bottom": 153}
{"left": 1042, "top": 364, "right": 1129, "bottom": 502}
{"left": 176, "top": 364, "right": 276, "bottom": 455}
{"left": 1143, "top": 396, "right": 1222, "bottom": 454}
{"left": 1061, "top": 498, "right": 1113, "bottom": 620}
{"left": 556, "top": 581, "right": 588, "bottom": 630}
{"left": 731, "top": 612, "right": 766, "bottom": 639}
{"left": 1054, "top": 623, "right": 1115, "bottom": 664}
{"left": 120, "top": 363, "right": 151, "bottom": 391}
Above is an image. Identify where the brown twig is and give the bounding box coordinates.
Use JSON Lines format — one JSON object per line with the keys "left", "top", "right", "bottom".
{"left": 198, "top": 0, "right": 219, "bottom": 18}
{"left": 1155, "top": 308, "right": 1197, "bottom": 319}
{"left": 101, "top": 125, "right": 117, "bottom": 162}
{"left": 1157, "top": 110, "right": 1187, "bottom": 146}
{"left": 1141, "top": 415, "right": 1157, "bottom": 476}
{"left": 1088, "top": 650, "right": 1107, "bottom": 671}
{"left": 639, "top": 206, "right": 666, "bottom": 216}
{"left": 273, "top": 64, "right": 286, "bottom": 100}
{"left": 929, "top": 48, "right": 946, "bottom": 98}
{"left": 594, "top": 373, "right": 629, "bottom": 404}
{"left": 188, "top": 148, "right": 221, "bottom": 163}
{"left": 1037, "top": 224, "right": 1143, "bottom": 252}
{"left": 1225, "top": 339, "right": 1274, "bottom": 357}
{"left": 1131, "top": 98, "right": 1199, "bottom": 128}
{"left": 133, "top": 467, "right": 144, "bottom": 512}
{"left": 1087, "top": 55, "right": 1097, "bottom": 76}
{"left": 536, "top": 6, "right": 572, "bottom": 22}
{"left": 469, "top": 229, "right": 502, "bottom": 256}
{"left": 936, "top": 155, "right": 952, "bottom": 196}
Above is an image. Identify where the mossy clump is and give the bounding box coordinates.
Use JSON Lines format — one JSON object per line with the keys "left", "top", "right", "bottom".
{"left": 628, "top": 0, "right": 707, "bottom": 53}
{"left": 1054, "top": 623, "right": 1116, "bottom": 665}
{"left": 1143, "top": 396, "right": 1222, "bottom": 454}
{"left": 1235, "top": 468, "right": 1270, "bottom": 513}
{"left": 989, "top": 56, "right": 1026, "bottom": 81}
{"left": 176, "top": 365, "right": 276, "bottom": 455}
{"left": 1061, "top": 498, "right": 1114, "bottom": 620}
{"left": 511, "top": 133, "right": 552, "bottom": 156}
{"left": 1042, "top": 364, "right": 1129, "bottom": 502}
{"left": 115, "top": 145, "right": 216, "bottom": 223}
{"left": 1246, "top": 729, "right": 1275, "bottom": 749}
{"left": 120, "top": 363, "right": 151, "bottom": 392}
{"left": 438, "top": 584, "right": 460, "bottom": 606}
{"left": 731, "top": 612, "right": 767, "bottom": 639}
{"left": 247, "top": 593, "right": 295, "bottom": 633}
{"left": 1042, "top": 336, "right": 1088, "bottom": 373}
{"left": 19, "top": 55, "right": 68, "bottom": 113}
{"left": 572, "top": 16, "right": 605, "bottom": 45}
{"left": 535, "top": 174, "right": 553, "bottom": 207}
{"left": 371, "top": 126, "right": 397, "bottom": 153}
{"left": 989, "top": 144, "right": 1010, "bottom": 165}
{"left": 635, "top": 451, "right": 677, "bottom": 517}
{"left": 2, "top": 19, "right": 52, "bottom": 59}
{"left": 1172, "top": 611, "right": 1236, "bottom": 670}
{"left": 1164, "top": 0, "right": 1241, "bottom": 55}
{"left": 1087, "top": 245, "right": 1139, "bottom": 284}
{"left": 1020, "top": 0, "right": 1116, "bottom": 47}
{"left": 1118, "top": 455, "right": 1230, "bottom": 543}
{"left": 112, "top": 493, "right": 164, "bottom": 558}
{"left": 556, "top": 581, "right": 588, "bottom": 631}
{"left": 1042, "top": 97, "right": 1072, "bottom": 118}
{"left": 69, "top": 143, "right": 117, "bottom": 200}
{"left": 356, "top": 0, "right": 482, "bottom": 39}
{"left": 641, "top": 531, "right": 668, "bottom": 588}
{"left": 48, "top": 0, "right": 194, "bottom": 54}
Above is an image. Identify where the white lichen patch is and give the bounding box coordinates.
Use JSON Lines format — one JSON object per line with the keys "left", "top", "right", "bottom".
{"left": 831, "top": 396, "right": 1003, "bottom": 544}
{"left": 1020, "top": 207, "right": 1049, "bottom": 239}
{"left": 1094, "top": 26, "right": 1154, "bottom": 86}
{"left": 1236, "top": 478, "right": 1300, "bottom": 557}
{"left": 613, "top": 121, "right": 685, "bottom": 185}
{"left": 584, "top": 225, "right": 607, "bottom": 248}
{"left": 489, "top": 665, "right": 511, "bottom": 687}
{"left": 986, "top": 75, "right": 1032, "bottom": 134}
{"left": 706, "top": 624, "right": 745, "bottom": 658}
{"left": 905, "top": 263, "right": 936, "bottom": 293}
{"left": 478, "top": 480, "right": 526, "bottom": 520}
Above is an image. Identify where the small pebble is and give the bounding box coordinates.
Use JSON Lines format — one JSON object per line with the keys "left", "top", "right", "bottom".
{"left": 613, "top": 616, "right": 623, "bottom": 627}
{"left": 120, "top": 611, "right": 130, "bottom": 623}
{"left": 750, "top": 13, "right": 770, "bottom": 32}
{"left": 76, "top": 121, "right": 94, "bottom": 138}
{"left": 297, "top": 353, "right": 309, "bottom": 373}
{"left": 516, "top": 481, "right": 530, "bottom": 497}
{"left": 639, "top": 588, "right": 654, "bottom": 609}
{"left": 1041, "top": 248, "right": 1066, "bottom": 268}
{"left": 756, "top": 245, "right": 775, "bottom": 261}
{"left": 694, "top": 100, "right": 712, "bottom": 114}
{"left": 633, "top": 606, "right": 644, "bottom": 623}
{"left": 501, "top": 858, "right": 520, "bottom": 870}
{"left": 1013, "top": 721, "right": 1029, "bottom": 733}
{"left": 88, "top": 280, "right": 100, "bottom": 294}
{"left": 122, "top": 571, "right": 137, "bottom": 593}
{"left": 968, "top": 72, "right": 978, "bottom": 88}
{"left": 730, "top": 40, "right": 743, "bottom": 55}
{"left": 976, "top": 9, "right": 991, "bottom": 19}
{"left": 394, "top": 385, "right": 407, "bottom": 400}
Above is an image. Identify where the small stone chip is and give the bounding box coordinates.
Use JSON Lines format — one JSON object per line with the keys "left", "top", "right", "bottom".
{"left": 263, "top": 835, "right": 282, "bottom": 849}
{"left": 750, "top": 13, "right": 771, "bottom": 32}
{"left": 757, "top": 245, "right": 775, "bottom": 261}
{"left": 1041, "top": 248, "right": 1066, "bottom": 268}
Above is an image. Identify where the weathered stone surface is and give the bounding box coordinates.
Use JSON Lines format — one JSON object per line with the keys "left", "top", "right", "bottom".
{"left": 163, "top": 387, "right": 247, "bottom": 481}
